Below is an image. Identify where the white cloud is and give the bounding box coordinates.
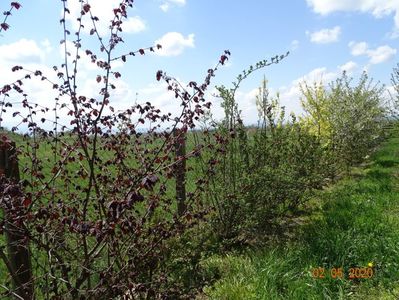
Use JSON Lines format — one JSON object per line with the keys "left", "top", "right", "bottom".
{"left": 0, "top": 39, "right": 56, "bottom": 129}
{"left": 41, "top": 39, "right": 53, "bottom": 54}
{"left": 339, "top": 61, "right": 358, "bottom": 73}
{"left": 389, "top": 28, "right": 399, "bottom": 39}
{"left": 307, "top": 26, "right": 341, "bottom": 44}
{"left": 349, "top": 41, "right": 397, "bottom": 64}
{"left": 368, "top": 45, "right": 397, "bottom": 64}
{"left": 0, "top": 36, "right": 136, "bottom": 132}
{"left": 275, "top": 67, "right": 339, "bottom": 117}
{"left": 160, "top": 3, "right": 170, "bottom": 12}
{"left": 122, "top": 16, "right": 146, "bottom": 33}
{"left": 154, "top": 32, "right": 195, "bottom": 56}
{"left": 295, "top": 67, "right": 338, "bottom": 84}
{"left": 278, "top": 87, "right": 305, "bottom": 117}
{"left": 306, "top": 0, "right": 399, "bottom": 29}
{"left": 291, "top": 40, "right": 299, "bottom": 50}
{"left": 169, "top": 0, "right": 186, "bottom": 4}
{"left": 64, "top": 0, "right": 146, "bottom": 36}
{"left": 0, "top": 39, "right": 45, "bottom": 64}
{"left": 0, "top": 39, "right": 54, "bottom": 87}
{"left": 234, "top": 88, "right": 260, "bottom": 124}
{"left": 160, "top": 0, "right": 186, "bottom": 12}
{"left": 348, "top": 41, "right": 368, "bottom": 56}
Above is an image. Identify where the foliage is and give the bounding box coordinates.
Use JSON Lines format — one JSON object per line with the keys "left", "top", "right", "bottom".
{"left": 300, "top": 71, "right": 386, "bottom": 173}
{"left": 241, "top": 79, "right": 325, "bottom": 233}
{"left": 0, "top": 1, "right": 392, "bottom": 298}
{"left": 0, "top": 1, "right": 229, "bottom": 298}
{"left": 207, "top": 73, "right": 326, "bottom": 243}
{"left": 202, "top": 133, "right": 399, "bottom": 299}
{"left": 204, "top": 59, "right": 290, "bottom": 242}
{"left": 299, "top": 80, "right": 331, "bottom": 141}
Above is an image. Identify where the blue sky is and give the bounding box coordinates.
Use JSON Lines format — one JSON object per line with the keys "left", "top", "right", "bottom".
{"left": 1, "top": 0, "right": 398, "bottom": 129}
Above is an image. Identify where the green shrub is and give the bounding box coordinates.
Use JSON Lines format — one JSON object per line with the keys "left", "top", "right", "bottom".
{"left": 300, "top": 71, "right": 386, "bottom": 173}
{"left": 208, "top": 76, "right": 326, "bottom": 242}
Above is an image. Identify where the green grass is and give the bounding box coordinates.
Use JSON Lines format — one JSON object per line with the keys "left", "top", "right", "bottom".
{"left": 201, "top": 135, "right": 399, "bottom": 299}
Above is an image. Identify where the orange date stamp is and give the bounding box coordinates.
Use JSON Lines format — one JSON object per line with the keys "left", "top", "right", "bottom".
{"left": 311, "top": 267, "right": 374, "bottom": 279}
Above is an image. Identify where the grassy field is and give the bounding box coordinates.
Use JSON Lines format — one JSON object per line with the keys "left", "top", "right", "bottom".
{"left": 200, "top": 133, "right": 399, "bottom": 299}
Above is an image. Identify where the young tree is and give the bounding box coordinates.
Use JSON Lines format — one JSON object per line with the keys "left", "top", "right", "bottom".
{"left": 0, "top": 1, "right": 230, "bottom": 298}
{"left": 300, "top": 71, "right": 386, "bottom": 173}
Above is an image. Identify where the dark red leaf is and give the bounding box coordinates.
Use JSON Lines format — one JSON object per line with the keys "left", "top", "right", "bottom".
{"left": 22, "top": 197, "right": 31, "bottom": 207}
{"left": 11, "top": 2, "right": 21, "bottom": 10}
{"left": 219, "top": 55, "right": 228, "bottom": 65}
{"left": 156, "top": 70, "right": 163, "bottom": 81}
{"left": 83, "top": 4, "right": 90, "bottom": 13}
{"left": 11, "top": 65, "right": 22, "bottom": 72}
{"left": 1, "top": 23, "right": 10, "bottom": 31}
